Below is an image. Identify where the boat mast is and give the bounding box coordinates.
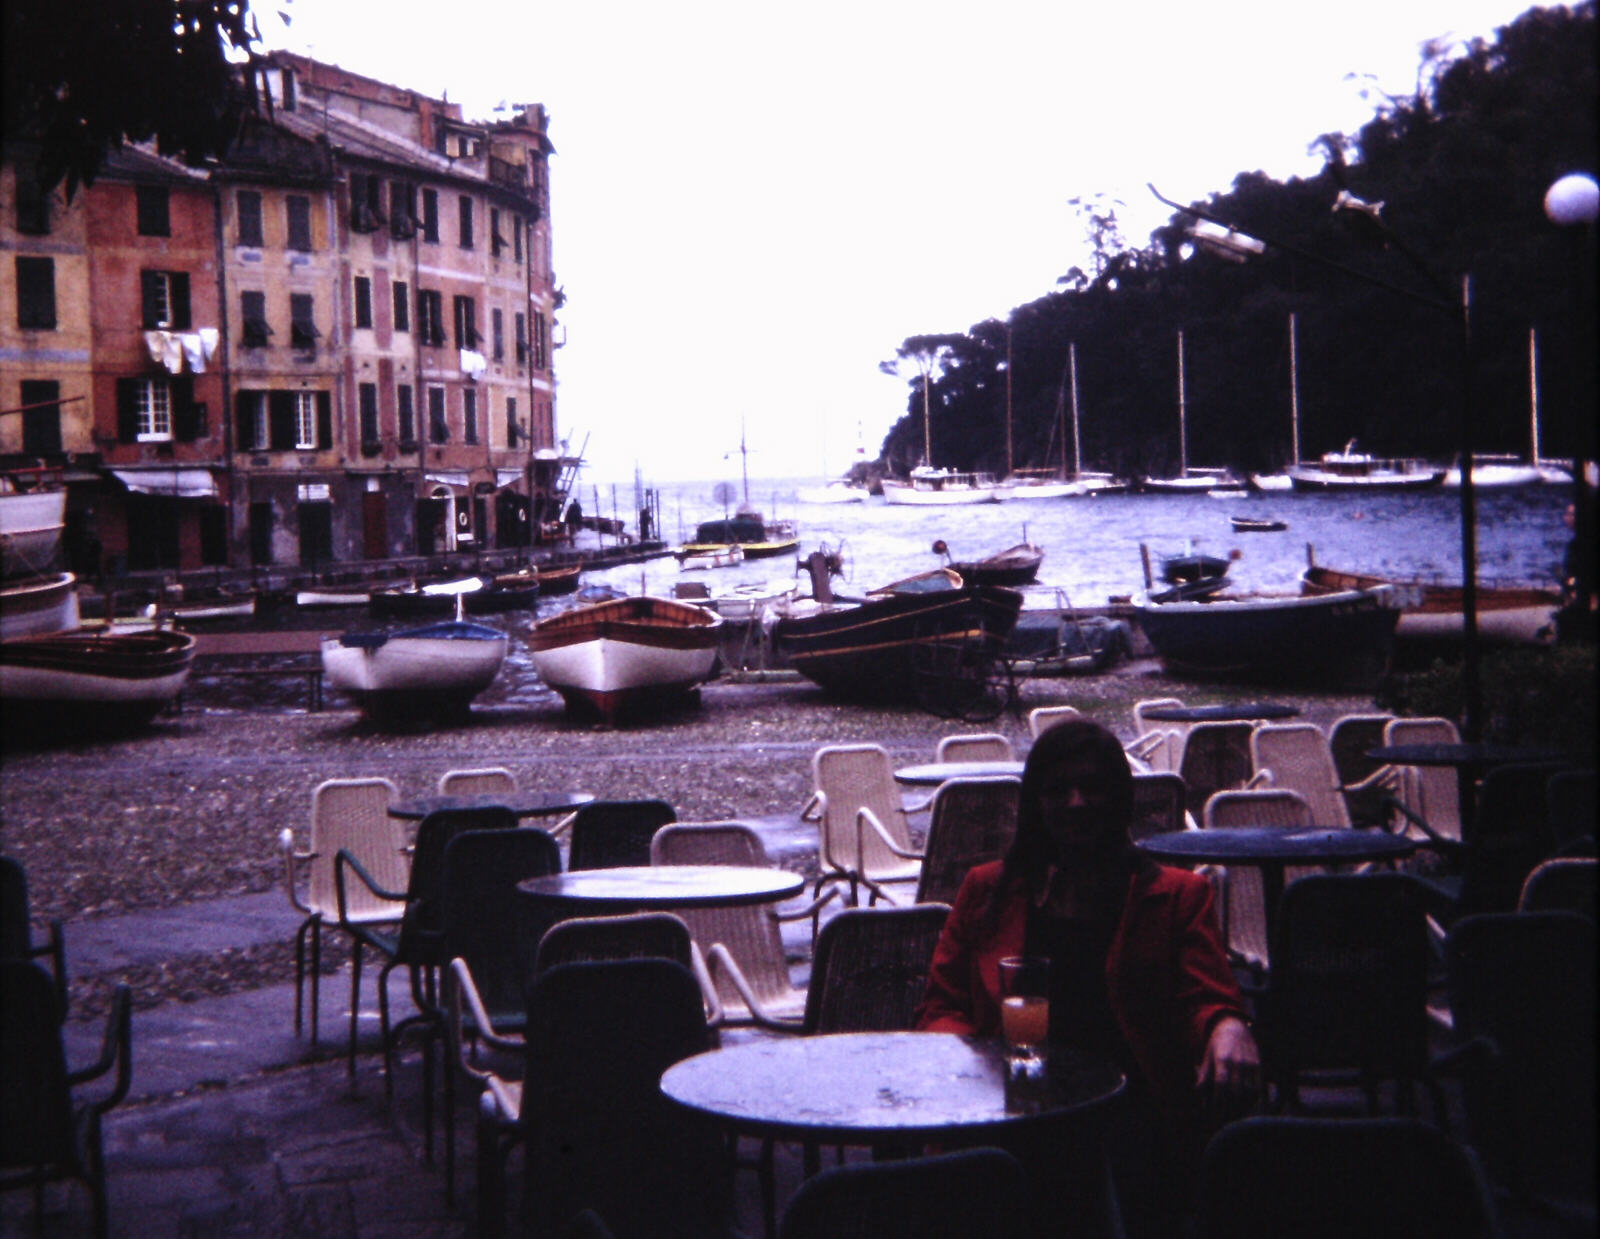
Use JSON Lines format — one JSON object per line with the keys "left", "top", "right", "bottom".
{"left": 1289, "top": 312, "right": 1301, "bottom": 467}
{"left": 1528, "top": 327, "right": 1541, "bottom": 468}
{"left": 739, "top": 416, "right": 750, "bottom": 507}
{"left": 1069, "top": 341, "right": 1082, "bottom": 478}
{"left": 1176, "top": 329, "right": 1188, "bottom": 478}
{"left": 1004, "top": 320, "right": 1014, "bottom": 479}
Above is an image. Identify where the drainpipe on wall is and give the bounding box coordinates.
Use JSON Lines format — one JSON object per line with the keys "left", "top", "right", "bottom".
{"left": 212, "top": 182, "right": 237, "bottom": 571}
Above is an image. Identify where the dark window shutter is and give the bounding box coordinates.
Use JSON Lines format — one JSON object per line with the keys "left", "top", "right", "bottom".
{"left": 172, "top": 376, "right": 198, "bottom": 441}
{"left": 269, "top": 391, "right": 296, "bottom": 450}
{"left": 20, "top": 380, "right": 62, "bottom": 454}
{"left": 116, "top": 379, "right": 141, "bottom": 442}
{"left": 171, "top": 273, "right": 191, "bottom": 330}
{"left": 141, "top": 271, "right": 162, "bottom": 329}
{"left": 235, "top": 391, "right": 257, "bottom": 450}
{"left": 316, "top": 391, "right": 333, "bottom": 449}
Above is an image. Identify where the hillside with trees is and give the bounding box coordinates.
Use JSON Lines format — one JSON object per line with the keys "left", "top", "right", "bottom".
{"left": 877, "top": 3, "right": 1596, "bottom": 481}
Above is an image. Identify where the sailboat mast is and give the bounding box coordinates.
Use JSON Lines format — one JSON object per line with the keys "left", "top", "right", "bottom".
{"left": 1289, "top": 312, "right": 1301, "bottom": 465}
{"left": 1004, "top": 322, "right": 1014, "bottom": 478}
{"left": 1176, "top": 329, "right": 1188, "bottom": 477}
{"left": 1529, "top": 327, "right": 1541, "bottom": 468}
{"left": 1069, "top": 342, "right": 1082, "bottom": 478}
{"left": 739, "top": 416, "right": 750, "bottom": 507}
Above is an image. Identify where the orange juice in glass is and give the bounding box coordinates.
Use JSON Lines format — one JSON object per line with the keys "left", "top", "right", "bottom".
{"left": 998, "top": 956, "right": 1050, "bottom": 1075}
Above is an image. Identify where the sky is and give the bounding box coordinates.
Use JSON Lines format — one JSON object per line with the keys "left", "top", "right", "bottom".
{"left": 256, "top": 0, "right": 1552, "bottom": 486}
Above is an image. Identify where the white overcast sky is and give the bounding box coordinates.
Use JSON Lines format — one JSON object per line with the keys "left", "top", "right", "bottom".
{"left": 258, "top": 0, "right": 1550, "bottom": 485}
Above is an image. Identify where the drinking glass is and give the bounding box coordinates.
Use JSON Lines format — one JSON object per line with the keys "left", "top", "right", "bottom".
{"left": 998, "top": 956, "right": 1050, "bottom": 1077}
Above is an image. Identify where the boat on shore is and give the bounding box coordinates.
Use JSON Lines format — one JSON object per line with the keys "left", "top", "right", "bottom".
{"left": 1288, "top": 442, "right": 1445, "bottom": 492}
{"left": 526, "top": 595, "right": 723, "bottom": 724}
{"left": 534, "top": 562, "right": 583, "bottom": 596}
{"left": 881, "top": 466, "right": 1008, "bottom": 506}
{"left": 0, "top": 477, "right": 66, "bottom": 578}
{"left": 935, "top": 540, "right": 1044, "bottom": 587}
{"left": 1, "top": 571, "right": 80, "bottom": 640}
{"left": 151, "top": 591, "right": 258, "bottom": 623}
{"left": 369, "top": 573, "right": 539, "bottom": 619}
{"left": 0, "top": 626, "right": 196, "bottom": 730}
{"left": 320, "top": 617, "right": 508, "bottom": 721}
{"left": 1300, "top": 557, "right": 1558, "bottom": 647}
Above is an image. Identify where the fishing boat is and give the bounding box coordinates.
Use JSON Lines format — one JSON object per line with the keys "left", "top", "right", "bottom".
{"left": 0, "top": 476, "right": 66, "bottom": 577}
{"left": 0, "top": 626, "right": 196, "bottom": 731}
{"left": 535, "top": 561, "right": 583, "bottom": 596}
{"left": 1230, "top": 515, "right": 1288, "bottom": 533}
{"left": 677, "top": 543, "right": 745, "bottom": 571}
{"left": 1300, "top": 556, "right": 1559, "bottom": 647}
{"left": 1142, "top": 546, "right": 1236, "bottom": 602}
{"left": 368, "top": 573, "right": 539, "bottom": 618}
{"left": 150, "top": 590, "right": 257, "bottom": 623}
{"left": 320, "top": 616, "right": 508, "bottom": 720}
{"left": 1288, "top": 442, "right": 1445, "bottom": 492}
{"left": 770, "top": 574, "right": 1024, "bottom": 710}
{"left": 295, "top": 587, "right": 372, "bottom": 609}
{"left": 1136, "top": 585, "right": 1400, "bottom": 689}
{"left": 935, "top": 540, "right": 1044, "bottom": 587}
{"left": 527, "top": 595, "right": 723, "bottom": 724}
{"left": 881, "top": 466, "right": 1008, "bottom": 505}
{"left": 678, "top": 514, "right": 800, "bottom": 560}
{"left": 0, "top": 571, "right": 80, "bottom": 640}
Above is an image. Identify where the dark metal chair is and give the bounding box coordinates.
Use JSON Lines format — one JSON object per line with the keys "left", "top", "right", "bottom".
{"left": 533, "top": 910, "right": 696, "bottom": 975}
{"left": 1547, "top": 769, "right": 1596, "bottom": 853}
{"left": 1193, "top": 1116, "right": 1501, "bottom": 1239}
{"left": 777, "top": 1147, "right": 1038, "bottom": 1239}
{"left": 0, "top": 854, "right": 66, "bottom": 1014}
{"left": 0, "top": 960, "right": 131, "bottom": 1239}
{"left": 1518, "top": 856, "right": 1597, "bottom": 918}
{"left": 803, "top": 904, "right": 950, "bottom": 1035}
{"left": 1178, "top": 721, "right": 1255, "bottom": 817}
{"left": 1129, "top": 771, "right": 1188, "bottom": 841}
{"left": 912, "top": 776, "right": 1019, "bottom": 906}
{"left": 566, "top": 799, "right": 676, "bottom": 870}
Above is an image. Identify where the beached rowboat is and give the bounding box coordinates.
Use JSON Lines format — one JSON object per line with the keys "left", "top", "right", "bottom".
{"left": 0, "top": 627, "right": 196, "bottom": 730}
{"left": 321, "top": 618, "right": 508, "bottom": 719}
{"left": 1300, "top": 561, "right": 1558, "bottom": 646}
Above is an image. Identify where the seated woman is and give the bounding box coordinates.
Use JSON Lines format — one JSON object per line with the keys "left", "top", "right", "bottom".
{"left": 916, "top": 717, "right": 1259, "bottom": 1236}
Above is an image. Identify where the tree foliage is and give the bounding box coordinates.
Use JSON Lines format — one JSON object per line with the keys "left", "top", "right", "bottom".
{"left": 879, "top": 4, "right": 1597, "bottom": 478}
{"left": 3, "top": 0, "right": 264, "bottom": 197}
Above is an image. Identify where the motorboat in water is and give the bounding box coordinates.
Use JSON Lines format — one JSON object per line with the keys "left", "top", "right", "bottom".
{"left": 934, "top": 540, "right": 1044, "bottom": 587}
{"left": 1287, "top": 442, "right": 1445, "bottom": 492}
{"left": 677, "top": 512, "right": 800, "bottom": 561}
{"left": 880, "top": 466, "right": 1008, "bottom": 506}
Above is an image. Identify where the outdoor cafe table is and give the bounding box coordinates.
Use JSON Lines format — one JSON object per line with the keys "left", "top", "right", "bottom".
{"left": 1365, "top": 742, "right": 1570, "bottom": 838}
{"left": 517, "top": 865, "right": 805, "bottom": 914}
{"left": 387, "top": 790, "right": 595, "bottom": 821}
{"left": 894, "top": 760, "right": 1026, "bottom": 786}
{"left": 1139, "top": 703, "right": 1300, "bottom": 724}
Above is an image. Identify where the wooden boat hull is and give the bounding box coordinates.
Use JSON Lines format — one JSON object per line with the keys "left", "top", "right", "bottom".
{"left": 771, "top": 585, "right": 1023, "bottom": 703}
{"left": 321, "top": 620, "right": 508, "bottom": 718}
{"left": 527, "top": 596, "right": 722, "bottom": 722}
{"left": 678, "top": 545, "right": 745, "bottom": 571}
{"left": 0, "top": 627, "right": 195, "bottom": 730}
{"left": 1, "top": 571, "right": 80, "bottom": 640}
{"left": 0, "top": 486, "right": 66, "bottom": 577}
{"left": 369, "top": 577, "right": 538, "bottom": 618}
{"left": 1230, "top": 516, "right": 1288, "bottom": 533}
{"left": 536, "top": 563, "right": 583, "bottom": 596}
{"left": 1301, "top": 564, "right": 1558, "bottom": 646}
{"left": 951, "top": 543, "right": 1044, "bottom": 588}
{"left": 1136, "top": 587, "right": 1399, "bottom": 689}
{"left": 295, "top": 588, "right": 371, "bottom": 609}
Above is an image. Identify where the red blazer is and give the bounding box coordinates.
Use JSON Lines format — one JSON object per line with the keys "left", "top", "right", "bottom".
{"left": 915, "top": 860, "right": 1247, "bottom": 1135}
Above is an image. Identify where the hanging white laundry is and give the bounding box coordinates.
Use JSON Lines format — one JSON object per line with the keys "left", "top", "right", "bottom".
{"left": 197, "top": 327, "right": 219, "bottom": 364}
{"left": 459, "top": 349, "right": 488, "bottom": 379}
{"left": 144, "top": 331, "right": 168, "bottom": 366}
{"left": 161, "top": 333, "right": 185, "bottom": 375}
{"left": 181, "top": 334, "right": 206, "bottom": 373}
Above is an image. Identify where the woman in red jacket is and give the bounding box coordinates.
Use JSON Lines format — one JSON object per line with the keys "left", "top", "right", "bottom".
{"left": 916, "top": 717, "right": 1259, "bottom": 1235}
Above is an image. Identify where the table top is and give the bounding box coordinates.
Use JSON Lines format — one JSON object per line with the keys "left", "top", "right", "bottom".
{"left": 1136, "top": 827, "right": 1416, "bottom": 866}
{"left": 894, "top": 760, "right": 1026, "bottom": 786}
{"left": 1365, "top": 743, "right": 1569, "bottom": 770}
{"left": 660, "top": 1032, "right": 1125, "bottom": 1142}
{"left": 1140, "top": 703, "right": 1299, "bottom": 723}
{"left": 388, "top": 790, "right": 595, "bottom": 820}
{"left": 518, "top": 864, "right": 805, "bottom": 909}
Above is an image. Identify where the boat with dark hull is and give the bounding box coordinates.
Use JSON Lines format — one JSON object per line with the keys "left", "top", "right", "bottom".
{"left": 0, "top": 627, "right": 196, "bottom": 732}
{"left": 369, "top": 573, "right": 539, "bottom": 619}
{"left": 937, "top": 540, "right": 1044, "bottom": 588}
{"left": 677, "top": 514, "right": 800, "bottom": 561}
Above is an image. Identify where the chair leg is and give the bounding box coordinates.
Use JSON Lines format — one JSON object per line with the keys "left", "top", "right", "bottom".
{"left": 308, "top": 916, "right": 323, "bottom": 1047}
{"left": 444, "top": 1055, "right": 458, "bottom": 1205}
{"left": 421, "top": 1022, "right": 436, "bottom": 1164}
{"left": 347, "top": 938, "right": 363, "bottom": 1081}
{"left": 478, "top": 1108, "right": 505, "bottom": 1239}
{"left": 293, "top": 919, "right": 308, "bottom": 1037}
{"left": 378, "top": 959, "right": 396, "bottom": 1095}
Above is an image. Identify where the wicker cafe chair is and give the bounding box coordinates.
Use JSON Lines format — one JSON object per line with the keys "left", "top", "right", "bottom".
{"left": 1519, "top": 856, "right": 1598, "bottom": 918}
{"left": 650, "top": 822, "right": 833, "bottom": 1029}
{"left": 804, "top": 745, "right": 929, "bottom": 925}
{"left": 1027, "top": 703, "right": 1081, "bottom": 740}
{"left": 279, "top": 776, "right": 406, "bottom": 1045}
{"left": 934, "top": 732, "right": 1016, "bottom": 763}
{"left": 913, "top": 777, "right": 1021, "bottom": 906}
{"left": 1193, "top": 1116, "right": 1501, "bottom": 1239}
{"left": 566, "top": 798, "right": 677, "bottom": 871}
{"left": 0, "top": 960, "right": 132, "bottom": 1239}
{"left": 1178, "top": 721, "right": 1259, "bottom": 815}
{"left": 1128, "top": 696, "right": 1185, "bottom": 771}
{"left": 1328, "top": 713, "right": 1397, "bottom": 827}
{"left": 437, "top": 767, "right": 518, "bottom": 797}
{"left": 1250, "top": 723, "right": 1398, "bottom": 829}
{"left": 1381, "top": 716, "right": 1464, "bottom": 844}
{"left": 1202, "top": 789, "right": 1314, "bottom": 978}
{"left": 1130, "top": 771, "right": 1190, "bottom": 841}
{"left": 0, "top": 854, "right": 66, "bottom": 1014}
{"left": 778, "top": 1147, "right": 1038, "bottom": 1239}
{"left": 803, "top": 904, "right": 950, "bottom": 1034}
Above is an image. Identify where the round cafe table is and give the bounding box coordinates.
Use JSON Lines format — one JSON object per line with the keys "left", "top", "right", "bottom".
{"left": 1365, "top": 742, "right": 1570, "bottom": 839}
{"left": 517, "top": 864, "right": 804, "bottom": 913}
{"left": 1139, "top": 703, "right": 1299, "bottom": 724}
{"left": 387, "top": 790, "right": 595, "bottom": 821}
{"left": 893, "top": 760, "right": 1026, "bottom": 786}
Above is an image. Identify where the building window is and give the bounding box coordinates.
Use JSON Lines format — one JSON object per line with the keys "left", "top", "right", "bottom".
{"left": 349, "top": 173, "right": 384, "bottom": 232}
{"left": 391, "top": 181, "right": 417, "bottom": 238}
{"left": 15, "top": 165, "right": 50, "bottom": 235}
{"left": 15, "top": 256, "right": 56, "bottom": 329}
{"left": 491, "top": 308, "right": 504, "bottom": 360}
{"left": 240, "top": 290, "right": 271, "bottom": 347}
{"left": 458, "top": 194, "right": 474, "bottom": 249}
{"left": 392, "top": 281, "right": 409, "bottom": 332}
{"left": 421, "top": 188, "right": 439, "bottom": 243}
{"left": 513, "top": 216, "right": 523, "bottom": 263}
{"left": 417, "top": 289, "right": 444, "bottom": 346}
{"left": 398, "top": 384, "right": 416, "bottom": 447}
{"left": 463, "top": 388, "right": 478, "bottom": 444}
{"left": 532, "top": 311, "right": 547, "bottom": 370}
{"left": 514, "top": 312, "right": 527, "bottom": 364}
{"left": 289, "top": 293, "right": 318, "bottom": 350}
{"left": 490, "top": 208, "right": 505, "bottom": 257}
{"left": 453, "top": 295, "right": 478, "bottom": 350}
{"left": 359, "top": 382, "right": 380, "bottom": 449}
{"left": 353, "top": 276, "right": 373, "bottom": 329}
{"left": 136, "top": 185, "right": 170, "bottom": 236}
{"left": 236, "top": 390, "right": 268, "bottom": 450}
{"left": 136, "top": 379, "right": 172, "bottom": 441}
{"left": 286, "top": 195, "right": 312, "bottom": 251}
{"left": 294, "top": 391, "right": 317, "bottom": 449}
{"left": 427, "top": 386, "right": 448, "bottom": 443}
{"left": 140, "top": 270, "right": 191, "bottom": 330}
{"left": 236, "top": 190, "right": 263, "bottom": 246}
{"left": 20, "top": 380, "right": 62, "bottom": 455}
{"left": 506, "top": 396, "right": 519, "bottom": 448}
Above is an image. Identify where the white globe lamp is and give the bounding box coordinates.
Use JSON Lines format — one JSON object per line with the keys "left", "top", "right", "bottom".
{"left": 1544, "top": 173, "right": 1600, "bottom": 225}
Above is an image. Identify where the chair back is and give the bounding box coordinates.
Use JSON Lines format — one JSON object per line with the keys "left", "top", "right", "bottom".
{"left": 778, "top": 1147, "right": 1037, "bottom": 1239}
{"left": 914, "top": 777, "right": 1020, "bottom": 905}
{"left": 1261, "top": 874, "right": 1432, "bottom": 1095}
{"left": 1180, "top": 721, "right": 1256, "bottom": 815}
{"left": 535, "top": 911, "right": 695, "bottom": 975}
{"left": 567, "top": 799, "right": 677, "bottom": 871}
{"left": 1464, "top": 762, "right": 1566, "bottom": 914}
{"left": 440, "top": 828, "right": 562, "bottom": 1030}
{"left": 1203, "top": 789, "right": 1314, "bottom": 974}
{"left": 1383, "top": 717, "right": 1461, "bottom": 842}
{"left": 935, "top": 733, "right": 1015, "bottom": 763}
{"left": 1249, "top": 724, "right": 1348, "bottom": 827}
{"left": 1547, "top": 768, "right": 1596, "bottom": 850}
{"left": 0, "top": 856, "right": 32, "bottom": 963}
{"left": 1130, "top": 772, "right": 1188, "bottom": 842}
{"left": 1193, "top": 1116, "right": 1500, "bottom": 1239}
{"left": 1446, "top": 910, "right": 1596, "bottom": 1204}
{"left": 390, "top": 807, "right": 517, "bottom": 963}
{"left": 436, "top": 767, "right": 517, "bottom": 797}
{"left": 1329, "top": 713, "right": 1396, "bottom": 827}
{"left": 0, "top": 959, "right": 73, "bottom": 1170}
{"left": 1027, "top": 704, "right": 1080, "bottom": 740}
{"left": 811, "top": 745, "right": 918, "bottom": 882}
{"left": 1519, "top": 857, "right": 1598, "bottom": 918}
{"left": 308, "top": 777, "right": 406, "bottom": 920}
{"left": 804, "top": 905, "right": 949, "bottom": 1033}
{"left": 1132, "top": 697, "right": 1186, "bottom": 771}
{"left": 522, "top": 959, "right": 726, "bottom": 1238}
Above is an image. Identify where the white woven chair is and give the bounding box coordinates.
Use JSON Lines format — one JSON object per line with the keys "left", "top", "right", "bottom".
{"left": 1383, "top": 717, "right": 1464, "bottom": 845}
{"left": 1129, "top": 697, "right": 1186, "bottom": 771}
{"left": 436, "top": 767, "right": 517, "bottom": 797}
{"left": 935, "top": 733, "right": 1016, "bottom": 763}
{"left": 1202, "top": 788, "right": 1314, "bottom": 976}
{"left": 1250, "top": 724, "right": 1397, "bottom": 829}
{"left": 802, "top": 745, "right": 929, "bottom": 926}
{"left": 1027, "top": 705, "right": 1081, "bottom": 740}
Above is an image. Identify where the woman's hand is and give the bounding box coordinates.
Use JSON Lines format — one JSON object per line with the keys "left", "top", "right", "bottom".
{"left": 1197, "top": 1015, "right": 1261, "bottom": 1116}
